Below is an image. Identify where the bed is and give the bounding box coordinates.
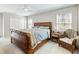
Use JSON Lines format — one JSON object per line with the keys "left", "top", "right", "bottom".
{"left": 11, "top": 22, "right": 52, "bottom": 54}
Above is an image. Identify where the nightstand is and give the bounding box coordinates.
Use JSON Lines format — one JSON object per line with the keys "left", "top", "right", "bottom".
{"left": 51, "top": 32, "right": 61, "bottom": 43}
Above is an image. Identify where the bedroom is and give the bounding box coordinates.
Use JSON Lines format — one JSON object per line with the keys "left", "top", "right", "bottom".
{"left": 0, "top": 4, "right": 79, "bottom": 54}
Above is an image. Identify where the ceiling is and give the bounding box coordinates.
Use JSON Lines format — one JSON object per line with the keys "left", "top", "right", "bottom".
{"left": 0, "top": 4, "right": 74, "bottom": 16}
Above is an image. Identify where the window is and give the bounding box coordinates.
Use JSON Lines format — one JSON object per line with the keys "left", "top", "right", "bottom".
{"left": 10, "top": 16, "right": 26, "bottom": 30}
{"left": 56, "top": 13, "right": 72, "bottom": 32}
{"left": 20, "top": 19, "right": 26, "bottom": 29}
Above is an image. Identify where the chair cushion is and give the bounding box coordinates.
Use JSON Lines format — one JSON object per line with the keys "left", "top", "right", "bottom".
{"left": 60, "top": 37, "right": 74, "bottom": 44}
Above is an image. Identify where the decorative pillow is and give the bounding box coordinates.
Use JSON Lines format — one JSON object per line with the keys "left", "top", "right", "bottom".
{"left": 39, "top": 26, "right": 49, "bottom": 29}
{"left": 32, "top": 26, "right": 39, "bottom": 28}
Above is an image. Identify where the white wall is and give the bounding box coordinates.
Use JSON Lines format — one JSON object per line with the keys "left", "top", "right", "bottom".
{"left": 28, "top": 5, "right": 78, "bottom": 31}
{"left": 3, "top": 13, "right": 10, "bottom": 37}
{"left": 77, "top": 5, "right": 79, "bottom": 31}
{"left": 0, "top": 13, "right": 3, "bottom": 37}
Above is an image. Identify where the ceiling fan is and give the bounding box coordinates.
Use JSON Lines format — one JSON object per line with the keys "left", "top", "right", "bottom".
{"left": 22, "top": 5, "right": 33, "bottom": 12}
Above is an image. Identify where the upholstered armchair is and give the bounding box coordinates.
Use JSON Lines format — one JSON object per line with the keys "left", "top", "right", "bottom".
{"left": 59, "top": 29, "right": 79, "bottom": 53}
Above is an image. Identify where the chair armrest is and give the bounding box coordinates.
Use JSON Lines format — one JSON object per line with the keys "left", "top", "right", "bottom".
{"left": 72, "top": 39, "right": 77, "bottom": 46}
{"left": 59, "top": 34, "right": 66, "bottom": 38}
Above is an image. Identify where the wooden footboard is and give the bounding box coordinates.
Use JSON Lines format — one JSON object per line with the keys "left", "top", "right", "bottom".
{"left": 11, "top": 29, "right": 30, "bottom": 53}
{"left": 11, "top": 29, "right": 49, "bottom": 54}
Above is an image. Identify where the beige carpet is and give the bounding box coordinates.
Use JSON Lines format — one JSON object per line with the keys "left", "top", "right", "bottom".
{"left": 0, "top": 37, "right": 78, "bottom": 54}
{"left": 34, "top": 41, "right": 71, "bottom": 54}
{"left": 0, "top": 37, "right": 24, "bottom": 54}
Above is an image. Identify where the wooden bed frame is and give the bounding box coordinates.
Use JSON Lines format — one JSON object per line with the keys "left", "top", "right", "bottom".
{"left": 11, "top": 22, "right": 52, "bottom": 54}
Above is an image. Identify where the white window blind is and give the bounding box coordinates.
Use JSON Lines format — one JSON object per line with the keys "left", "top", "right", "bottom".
{"left": 56, "top": 13, "right": 72, "bottom": 32}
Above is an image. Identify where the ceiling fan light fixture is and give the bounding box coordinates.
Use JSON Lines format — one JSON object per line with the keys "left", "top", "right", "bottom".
{"left": 24, "top": 8, "right": 29, "bottom": 12}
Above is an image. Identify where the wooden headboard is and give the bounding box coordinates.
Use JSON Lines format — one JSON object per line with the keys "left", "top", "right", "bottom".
{"left": 34, "top": 22, "right": 52, "bottom": 28}
{"left": 34, "top": 22, "right": 52, "bottom": 39}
